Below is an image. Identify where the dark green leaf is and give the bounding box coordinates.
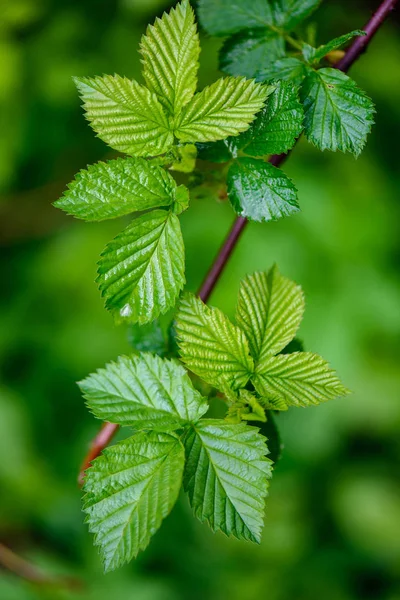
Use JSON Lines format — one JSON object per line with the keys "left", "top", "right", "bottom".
{"left": 220, "top": 29, "right": 284, "bottom": 79}
{"left": 128, "top": 320, "right": 167, "bottom": 357}
{"left": 198, "top": 0, "right": 274, "bottom": 36}
{"left": 300, "top": 68, "right": 375, "bottom": 155}
{"left": 302, "top": 30, "right": 366, "bottom": 64}
{"left": 256, "top": 57, "right": 307, "bottom": 86}
{"left": 227, "top": 158, "right": 299, "bottom": 222}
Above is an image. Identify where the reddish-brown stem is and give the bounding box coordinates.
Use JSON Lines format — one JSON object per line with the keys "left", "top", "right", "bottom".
{"left": 0, "top": 543, "right": 84, "bottom": 591}
{"left": 77, "top": 0, "right": 398, "bottom": 486}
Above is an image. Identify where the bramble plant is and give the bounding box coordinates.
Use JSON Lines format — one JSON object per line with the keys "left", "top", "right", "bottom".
{"left": 54, "top": 0, "right": 380, "bottom": 573}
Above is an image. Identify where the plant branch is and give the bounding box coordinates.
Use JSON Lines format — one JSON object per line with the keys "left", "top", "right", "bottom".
{"left": 77, "top": 0, "right": 397, "bottom": 486}
{"left": 0, "top": 543, "right": 84, "bottom": 591}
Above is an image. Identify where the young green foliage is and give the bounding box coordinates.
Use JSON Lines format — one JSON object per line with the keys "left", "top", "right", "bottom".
{"left": 81, "top": 265, "right": 349, "bottom": 571}
{"left": 56, "top": 0, "right": 271, "bottom": 325}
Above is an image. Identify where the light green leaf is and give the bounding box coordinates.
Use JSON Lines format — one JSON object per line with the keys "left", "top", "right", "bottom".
{"left": 253, "top": 351, "right": 350, "bottom": 409}
{"left": 273, "top": 0, "right": 321, "bottom": 31}
{"left": 54, "top": 157, "right": 179, "bottom": 221}
{"left": 220, "top": 30, "right": 284, "bottom": 79}
{"left": 83, "top": 431, "right": 184, "bottom": 572}
{"left": 183, "top": 419, "right": 272, "bottom": 541}
{"left": 257, "top": 57, "right": 307, "bottom": 85}
{"left": 236, "top": 266, "right": 305, "bottom": 367}
{"left": 175, "top": 292, "right": 254, "bottom": 391}
{"left": 175, "top": 77, "right": 270, "bottom": 143}
{"left": 302, "top": 30, "right": 365, "bottom": 64}
{"left": 198, "top": 0, "right": 274, "bottom": 36}
{"left": 140, "top": 0, "right": 200, "bottom": 117}
{"left": 227, "top": 157, "right": 299, "bottom": 222}
{"left": 300, "top": 68, "right": 375, "bottom": 155}
{"left": 74, "top": 75, "right": 173, "bottom": 157}
{"left": 97, "top": 209, "right": 185, "bottom": 324}
{"left": 79, "top": 353, "right": 208, "bottom": 430}
{"left": 238, "top": 80, "right": 304, "bottom": 156}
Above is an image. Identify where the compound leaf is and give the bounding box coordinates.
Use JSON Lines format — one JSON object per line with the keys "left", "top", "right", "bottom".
{"left": 140, "top": 0, "right": 200, "bottom": 116}
{"left": 97, "top": 209, "right": 185, "bottom": 325}
{"left": 220, "top": 29, "right": 284, "bottom": 79}
{"left": 253, "top": 351, "right": 350, "bottom": 409}
{"left": 175, "top": 292, "right": 254, "bottom": 391}
{"left": 300, "top": 68, "right": 375, "bottom": 155}
{"left": 74, "top": 75, "right": 173, "bottom": 157}
{"left": 83, "top": 431, "right": 184, "bottom": 572}
{"left": 183, "top": 419, "right": 272, "bottom": 541}
{"left": 227, "top": 157, "right": 299, "bottom": 222}
{"left": 302, "top": 30, "right": 365, "bottom": 64}
{"left": 198, "top": 0, "right": 274, "bottom": 36}
{"left": 55, "top": 157, "right": 179, "bottom": 221}
{"left": 79, "top": 353, "right": 208, "bottom": 430}
{"left": 239, "top": 80, "right": 304, "bottom": 156}
{"left": 174, "top": 77, "right": 270, "bottom": 143}
{"left": 236, "top": 266, "right": 305, "bottom": 366}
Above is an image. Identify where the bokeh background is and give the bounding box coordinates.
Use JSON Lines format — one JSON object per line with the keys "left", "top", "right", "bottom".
{"left": 0, "top": 0, "right": 399, "bottom": 598}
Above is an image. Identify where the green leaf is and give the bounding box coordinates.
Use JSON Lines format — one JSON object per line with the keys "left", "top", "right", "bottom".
{"left": 196, "top": 139, "right": 237, "bottom": 163}
{"left": 258, "top": 411, "right": 282, "bottom": 464}
{"left": 236, "top": 267, "right": 305, "bottom": 367}
{"left": 97, "top": 209, "right": 185, "bottom": 324}
{"left": 238, "top": 80, "right": 304, "bottom": 156}
{"left": 79, "top": 353, "right": 208, "bottom": 430}
{"left": 256, "top": 57, "right": 307, "bottom": 86}
{"left": 183, "top": 419, "right": 272, "bottom": 541}
{"left": 300, "top": 68, "right": 375, "bottom": 156}
{"left": 55, "top": 157, "right": 179, "bottom": 221}
{"left": 302, "top": 30, "right": 366, "bottom": 64}
{"left": 273, "top": 0, "right": 321, "bottom": 31}
{"left": 170, "top": 144, "right": 198, "bottom": 174}
{"left": 128, "top": 320, "right": 167, "bottom": 357}
{"left": 227, "top": 158, "right": 299, "bottom": 222}
{"left": 74, "top": 75, "right": 173, "bottom": 157}
{"left": 220, "top": 30, "right": 284, "bottom": 79}
{"left": 174, "top": 77, "right": 270, "bottom": 143}
{"left": 140, "top": 0, "right": 200, "bottom": 117}
{"left": 83, "top": 431, "right": 184, "bottom": 571}
{"left": 175, "top": 292, "right": 254, "bottom": 391}
{"left": 198, "top": 0, "right": 274, "bottom": 36}
{"left": 253, "top": 352, "right": 350, "bottom": 409}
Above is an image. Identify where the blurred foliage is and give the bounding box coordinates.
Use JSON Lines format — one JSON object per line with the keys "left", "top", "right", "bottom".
{"left": 0, "top": 0, "right": 399, "bottom": 598}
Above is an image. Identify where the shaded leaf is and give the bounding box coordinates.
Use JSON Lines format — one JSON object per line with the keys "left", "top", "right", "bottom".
{"left": 220, "top": 29, "right": 284, "bottom": 79}
{"left": 198, "top": 0, "right": 274, "bottom": 36}
{"left": 128, "top": 320, "right": 167, "bottom": 357}
{"left": 302, "top": 30, "right": 365, "bottom": 64}
{"left": 273, "top": 0, "right": 321, "bottom": 31}
{"left": 256, "top": 57, "right": 307, "bottom": 86}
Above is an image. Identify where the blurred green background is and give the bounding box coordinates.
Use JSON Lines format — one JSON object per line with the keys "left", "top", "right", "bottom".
{"left": 0, "top": 0, "right": 399, "bottom": 598}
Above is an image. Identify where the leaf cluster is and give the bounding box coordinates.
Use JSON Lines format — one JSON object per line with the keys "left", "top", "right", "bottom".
{"left": 80, "top": 266, "right": 348, "bottom": 571}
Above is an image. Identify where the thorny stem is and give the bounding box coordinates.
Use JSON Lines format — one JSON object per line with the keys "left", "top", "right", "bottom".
{"left": 77, "top": 0, "right": 398, "bottom": 487}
